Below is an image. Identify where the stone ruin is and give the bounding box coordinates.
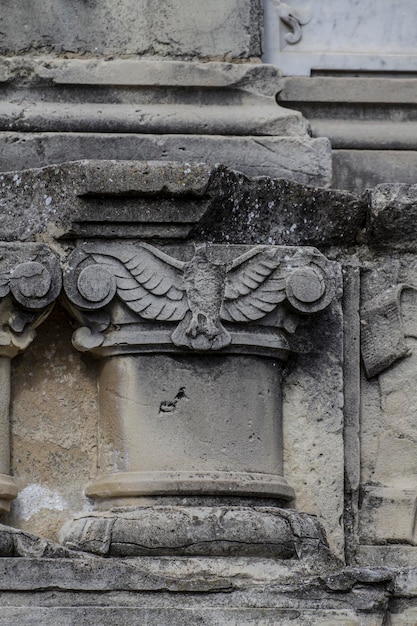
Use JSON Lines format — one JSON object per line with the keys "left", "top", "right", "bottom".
{"left": 1, "top": 2, "right": 417, "bottom": 625}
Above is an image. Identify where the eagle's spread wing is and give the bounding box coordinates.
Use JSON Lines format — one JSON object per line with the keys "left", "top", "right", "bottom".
{"left": 221, "top": 247, "right": 286, "bottom": 323}
{"left": 91, "top": 243, "right": 188, "bottom": 321}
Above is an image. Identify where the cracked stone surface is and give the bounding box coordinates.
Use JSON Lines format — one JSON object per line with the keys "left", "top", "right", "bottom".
{"left": 59, "top": 505, "right": 339, "bottom": 564}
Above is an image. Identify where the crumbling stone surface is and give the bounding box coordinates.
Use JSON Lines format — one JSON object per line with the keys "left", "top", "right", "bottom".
{"left": 283, "top": 297, "right": 345, "bottom": 559}
{"left": 0, "top": 523, "right": 81, "bottom": 558}
{"left": 193, "top": 173, "right": 366, "bottom": 247}
{"left": 60, "top": 505, "right": 338, "bottom": 562}
{"left": 0, "top": 134, "right": 332, "bottom": 187}
{"left": 0, "top": 60, "right": 307, "bottom": 137}
{"left": 0, "top": 556, "right": 398, "bottom": 624}
{"left": 0, "top": 160, "right": 348, "bottom": 556}
{"left": 0, "top": 160, "right": 361, "bottom": 244}
{"left": 4, "top": 160, "right": 417, "bottom": 622}
{"left": 368, "top": 183, "right": 417, "bottom": 249}
{"left": 357, "top": 257, "right": 417, "bottom": 561}
{"left": 0, "top": 57, "right": 332, "bottom": 184}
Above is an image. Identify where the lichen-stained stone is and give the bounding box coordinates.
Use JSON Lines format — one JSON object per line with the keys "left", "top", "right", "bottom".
{"left": 0, "top": 556, "right": 396, "bottom": 624}
{"left": 60, "top": 239, "right": 340, "bottom": 557}
{"left": 368, "top": 183, "right": 417, "bottom": 249}
{"left": 0, "top": 160, "right": 346, "bottom": 559}
{"left": 0, "top": 160, "right": 361, "bottom": 244}
{"left": 0, "top": 523, "right": 82, "bottom": 558}
{"left": 0, "top": 0, "right": 263, "bottom": 59}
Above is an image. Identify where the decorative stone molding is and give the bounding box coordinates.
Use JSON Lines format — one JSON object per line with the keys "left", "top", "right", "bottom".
{"left": 360, "top": 282, "right": 417, "bottom": 551}
{"left": 0, "top": 59, "right": 332, "bottom": 186}
{"left": 0, "top": 244, "right": 61, "bottom": 513}
{"left": 271, "top": 0, "right": 312, "bottom": 45}
{"left": 361, "top": 284, "right": 416, "bottom": 378}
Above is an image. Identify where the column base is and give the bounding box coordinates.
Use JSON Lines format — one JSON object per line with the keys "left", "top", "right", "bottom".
{"left": 85, "top": 470, "right": 295, "bottom": 503}
{"left": 59, "top": 504, "right": 335, "bottom": 563}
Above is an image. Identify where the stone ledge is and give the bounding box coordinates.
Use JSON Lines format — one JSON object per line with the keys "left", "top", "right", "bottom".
{"left": 0, "top": 134, "right": 332, "bottom": 187}
{"left": 0, "top": 557, "right": 398, "bottom": 625}
{"left": 0, "top": 59, "right": 308, "bottom": 138}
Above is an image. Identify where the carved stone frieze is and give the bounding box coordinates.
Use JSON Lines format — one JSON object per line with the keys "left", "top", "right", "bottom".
{"left": 64, "top": 242, "right": 336, "bottom": 357}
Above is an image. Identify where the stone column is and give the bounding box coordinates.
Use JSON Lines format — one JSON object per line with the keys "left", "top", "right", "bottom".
{"left": 60, "top": 240, "right": 337, "bottom": 557}
{"left": 0, "top": 244, "right": 61, "bottom": 513}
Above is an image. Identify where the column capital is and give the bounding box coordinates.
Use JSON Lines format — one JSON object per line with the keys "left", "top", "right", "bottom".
{"left": 64, "top": 242, "right": 338, "bottom": 359}
{"left": 0, "top": 243, "right": 61, "bottom": 357}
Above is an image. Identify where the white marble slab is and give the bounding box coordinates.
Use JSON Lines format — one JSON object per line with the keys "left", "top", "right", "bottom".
{"left": 263, "top": 0, "right": 417, "bottom": 75}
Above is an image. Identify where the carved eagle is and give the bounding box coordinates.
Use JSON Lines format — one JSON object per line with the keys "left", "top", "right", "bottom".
{"left": 89, "top": 243, "right": 288, "bottom": 350}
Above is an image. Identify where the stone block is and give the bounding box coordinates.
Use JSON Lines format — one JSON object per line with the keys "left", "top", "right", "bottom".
{"left": 0, "top": 0, "right": 262, "bottom": 59}
{"left": 355, "top": 546, "right": 417, "bottom": 568}
{"left": 0, "top": 58, "right": 331, "bottom": 184}
{"left": 358, "top": 261, "right": 417, "bottom": 553}
{"left": 332, "top": 151, "right": 417, "bottom": 195}
{"left": 0, "top": 608, "right": 364, "bottom": 625}
{"left": 360, "top": 486, "right": 417, "bottom": 545}
{"left": 389, "top": 608, "right": 417, "bottom": 626}
{"left": 368, "top": 183, "right": 417, "bottom": 249}
{"left": 0, "top": 557, "right": 392, "bottom": 625}
{"left": 277, "top": 76, "right": 417, "bottom": 193}
{"left": 0, "top": 160, "right": 355, "bottom": 245}
{"left": 60, "top": 506, "right": 336, "bottom": 561}
{"left": 0, "top": 133, "right": 332, "bottom": 187}
{"left": 3, "top": 305, "right": 98, "bottom": 541}
{"left": 282, "top": 297, "right": 345, "bottom": 559}
{"left": 0, "top": 161, "right": 344, "bottom": 556}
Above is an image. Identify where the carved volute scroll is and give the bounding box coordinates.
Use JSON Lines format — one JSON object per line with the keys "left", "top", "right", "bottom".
{"left": 271, "top": 0, "right": 312, "bottom": 45}
{"left": 0, "top": 244, "right": 61, "bottom": 513}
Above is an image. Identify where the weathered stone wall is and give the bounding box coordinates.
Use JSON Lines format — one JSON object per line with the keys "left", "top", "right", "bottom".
{"left": 1, "top": 163, "right": 417, "bottom": 622}
{"left": 1, "top": 1, "right": 417, "bottom": 624}
{"left": 0, "top": 0, "right": 263, "bottom": 60}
